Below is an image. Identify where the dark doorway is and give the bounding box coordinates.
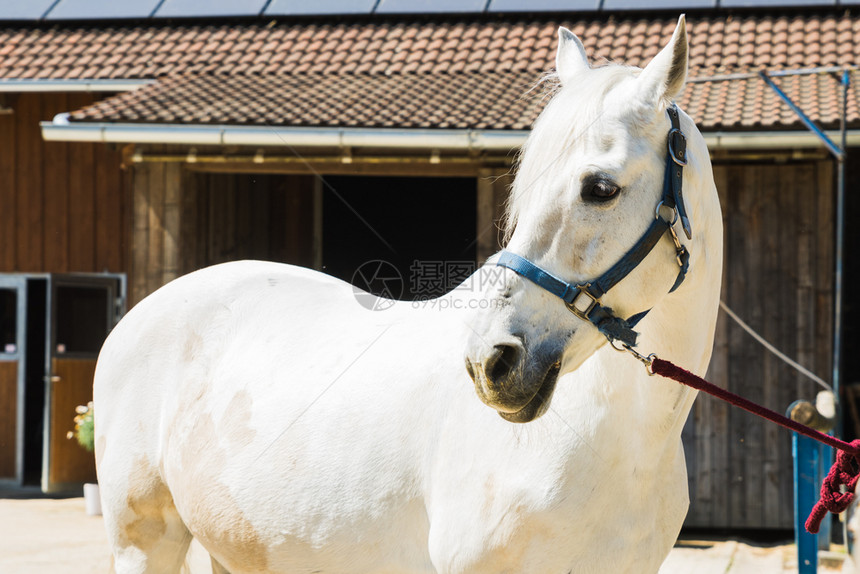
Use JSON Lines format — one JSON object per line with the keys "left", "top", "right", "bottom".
{"left": 23, "top": 278, "right": 45, "bottom": 486}
{"left": 842, "top": 149, "right": 860, "bottom": 437}
{"left": 322, "top": 176, "right": 477, "bottom": 300}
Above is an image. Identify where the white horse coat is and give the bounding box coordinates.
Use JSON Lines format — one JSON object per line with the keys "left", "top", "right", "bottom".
{"left": 95, "top": 16, "right": 723, "bottom": 574}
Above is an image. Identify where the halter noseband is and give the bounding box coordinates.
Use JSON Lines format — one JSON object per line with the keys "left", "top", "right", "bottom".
{"left": 496, "top": 105, "right": 691, "bottom": 348}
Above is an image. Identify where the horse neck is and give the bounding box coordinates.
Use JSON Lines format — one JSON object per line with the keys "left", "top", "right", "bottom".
{"left": 600, "top": 226, "right": 723, "bottom": 448}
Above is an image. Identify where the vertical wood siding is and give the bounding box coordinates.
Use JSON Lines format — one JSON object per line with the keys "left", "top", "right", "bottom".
{"left": 130, "top": 167, "right": 316, "bottom": 305}
{"left": 0, "top": 93, "right": 128, "bottom": 275}
{"left": 684, "top": 160, "right": 834, "bottom": 529}
{"left": 0, "top": 361, "right": 17, "bottom": 479}
{"left": 192, "top": 172, "right": 316, "bottom": 268}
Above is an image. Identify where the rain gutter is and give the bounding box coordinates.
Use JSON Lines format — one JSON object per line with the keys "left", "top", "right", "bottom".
{"left": 41, "top": 115, "right": 531, "bottom": 152}
{"left": 0, "top": 79, "right": 153, "bottom": 92}
{"left": 41, "top": 116, "right": 860, "bottom": 151}
{"left": 703, "top": 131, "right": 860, "bottom": 149}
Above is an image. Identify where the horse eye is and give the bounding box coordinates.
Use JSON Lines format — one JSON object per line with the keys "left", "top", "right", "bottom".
{"left": 584, "top": 179, "right": 621, "bottom": 201}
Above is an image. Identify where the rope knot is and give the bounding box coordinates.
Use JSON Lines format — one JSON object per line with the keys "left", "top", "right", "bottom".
{"left": 805, "top": 439, "right": 860, "bottom": 534}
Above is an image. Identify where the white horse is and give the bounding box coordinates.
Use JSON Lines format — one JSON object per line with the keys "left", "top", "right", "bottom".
{"left": 94, "top": 16, "right": 722, "bottom": 574}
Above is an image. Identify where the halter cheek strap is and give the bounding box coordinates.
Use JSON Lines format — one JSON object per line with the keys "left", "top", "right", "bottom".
{"left": 667, "top": 105, "right": 692, "bottom": 240}
{"left": 496, "top": 105, "right": 691, "bottom": 347}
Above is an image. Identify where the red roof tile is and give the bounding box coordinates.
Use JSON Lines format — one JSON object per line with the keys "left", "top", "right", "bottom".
{"left": 66, "top": 72, "right": 542, "bottom": 130}
{"left": 1, "top": 13, "right": 858, "bottom": 80}
{"left": 65, "top": 69, "right": 859, "bottom": 132}
{"left": 2, "top": 12, "right": 858, "bottom": 131}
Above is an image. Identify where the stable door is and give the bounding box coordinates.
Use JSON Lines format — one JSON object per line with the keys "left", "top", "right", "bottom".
{"left": 43, "top": 275, "right": 123, "bottom": 493}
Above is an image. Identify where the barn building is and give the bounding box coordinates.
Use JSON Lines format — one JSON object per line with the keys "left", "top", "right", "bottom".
{"left": 0, "top": 0, "right": 858, "bottom": 531}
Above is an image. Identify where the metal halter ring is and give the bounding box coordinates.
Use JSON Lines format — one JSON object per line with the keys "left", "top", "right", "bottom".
{"left": 655, "top": 201, "right": 678, "bottom": 226}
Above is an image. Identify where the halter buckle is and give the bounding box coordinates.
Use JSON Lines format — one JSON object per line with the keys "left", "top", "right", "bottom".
{"left": 668, "top": 128, "right": 687, "bottom": 166}
{"left": 565, "top": 284, "right": 600, "bottom": 320}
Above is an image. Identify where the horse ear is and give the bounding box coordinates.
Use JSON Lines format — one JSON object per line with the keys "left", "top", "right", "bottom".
{"left": 637, "top": 15, "right": 688, "bottom": 104}
{"left": 556, "top": 27, "right": 589, "bottom": 85}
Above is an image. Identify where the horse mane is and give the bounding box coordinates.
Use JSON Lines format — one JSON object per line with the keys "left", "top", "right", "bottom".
{"left": 502, "top": 63, "right": 641, "bottom": 244}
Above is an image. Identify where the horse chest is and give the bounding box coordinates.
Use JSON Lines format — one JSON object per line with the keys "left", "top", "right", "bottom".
{"left": 425, "top": 427, "right": 686, "bottom": 574}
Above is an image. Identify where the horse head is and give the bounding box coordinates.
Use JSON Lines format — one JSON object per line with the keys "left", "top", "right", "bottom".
{"left": 465, "top": 16, "right": 717, "bottom": 423}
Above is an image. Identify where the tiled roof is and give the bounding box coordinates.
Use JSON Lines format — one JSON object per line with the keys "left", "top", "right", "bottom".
{"left": 1, "top": 13, "right": 857, "bottom": 79}
{"left": 6, "top": 11, "right": 860, "bottom": 131}
{"left": 66, "top": 72, "right": 544, "bottom": 130}
{"left": 65, "top": 69, "right": 860, "bottom": 131}
{"left": 685, "top": 71, "right": 860, "bottom": 130}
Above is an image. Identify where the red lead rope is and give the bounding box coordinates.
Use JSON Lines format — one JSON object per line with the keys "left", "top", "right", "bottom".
{"left": 650, "top": 357, "right": 860, "bottom": 534}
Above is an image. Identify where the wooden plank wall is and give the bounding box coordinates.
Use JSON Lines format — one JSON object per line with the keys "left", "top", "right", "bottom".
{"left": 0, "top": 361, "right": 17, "bottom": 479}
{"left": 684, "top": 160, "right": 834, "bottom": 530}
{"left": 193, "top": 172, "right": 316, "bottom": 270}
{"left": 131, "top": 162, "right": 181, "bottom": 304}
{"left": 131, "top": 167, "right": 316, "bottom": 304}
{"left": 0, "top": 93, "right": 127, "bottom": 274}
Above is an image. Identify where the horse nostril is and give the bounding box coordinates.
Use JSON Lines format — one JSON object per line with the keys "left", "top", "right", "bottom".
{"left": 485, "top": 344, "right": 521, "bottom": 387}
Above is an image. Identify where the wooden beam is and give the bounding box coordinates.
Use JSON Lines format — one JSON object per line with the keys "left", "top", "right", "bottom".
{"left": 162, "top": 163, "right": 182, "bottom": 285}
{"left": 131, "top": 166, "right": 150, "bottom": 305}
{"left": 182, "top": 161, "right": 493, "bottom": 178}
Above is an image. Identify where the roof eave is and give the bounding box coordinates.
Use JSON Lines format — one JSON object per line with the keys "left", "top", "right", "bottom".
{"left": 702, "top": 130, "right": 857, "bottom": 150}
{"left": 40, "top": 118, "right": 860, "bottom": 152}
{"left": 40, "top": 119, "right": 532, "bottom": 152}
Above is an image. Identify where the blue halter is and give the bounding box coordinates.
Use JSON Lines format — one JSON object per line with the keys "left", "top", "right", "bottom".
{"left": 496, "top": 105, "right": 691, "bottom": 348}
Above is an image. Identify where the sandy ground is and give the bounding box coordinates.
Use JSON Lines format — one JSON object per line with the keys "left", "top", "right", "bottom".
{"left": 0, "top": 493, "right": 851, "bottom": 574}
{"left": 659, "top": 538, "right": 849, "bottom": 574}
{"left": 0, "top": 495, "right": 211, "bottom": 574}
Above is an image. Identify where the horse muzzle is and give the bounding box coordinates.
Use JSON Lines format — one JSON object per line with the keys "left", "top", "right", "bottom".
{"left": 465, "top": 338, "right": 563, "bottom": 423}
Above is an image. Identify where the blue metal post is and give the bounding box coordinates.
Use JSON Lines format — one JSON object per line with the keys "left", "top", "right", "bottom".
{"left": 793, "top": 432, "right": 820, "bottom": 573}
{"left": 817, "top": 441, "right": 833, "bottom": 551}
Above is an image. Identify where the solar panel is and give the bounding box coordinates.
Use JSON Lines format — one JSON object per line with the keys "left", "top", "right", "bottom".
{"left": 488, "top": 0, "right": 600, "bottom": 11}
{"left": 154, "top": 0, "right": 268, "bottom": 18}
{"left": 265, "top": 0, "right": 377, "bottom": 15}
{"left": 605, "top": 0, "right": 715, "bottom": 8}
{"left": 719, "top": 0, "right": 834, "bottom": 6}
{"left": 376, "top": 0, "right": 487, "bottom": 13}
{"left": 0, "top": 0, "right": 59, "bottom": 20}
{"left": 45, "top": 0, "right": 162, "bottom": 20}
